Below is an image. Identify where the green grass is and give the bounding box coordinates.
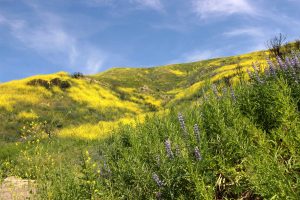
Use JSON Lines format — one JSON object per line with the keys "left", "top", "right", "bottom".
{"left": 1, "top": 52, "right": 300, "bottom": 199}
{"left": 1, "top": 47, "right": 300, "bottom": 199}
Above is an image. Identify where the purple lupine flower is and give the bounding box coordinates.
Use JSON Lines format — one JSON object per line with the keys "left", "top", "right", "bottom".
{"left": 277, "top": 56, "right": 287, "bottom": 70}
{"left": 152, "top": 173, "right": 164, "bottom": 187}
{"left": 292, "top": 53, "right": 300, "bottom": 67}
{"left": 230, "top": 86, "right": 236, "bottom": 102}
{"left": 267, "top": 58, "right": 276, "bottom": 76}
{"left": 193, "top": 124, "right": 200, "bottom": 144}
{"left": 178, "top": 113, "right": 188, "bottom": 138}
{"left": 290, "top": 56, "right": 297, "bottom": 68}
{"left": 164, "top": 139, "right": 174, "bottom": 159}
{"left": 257, "top": 76, "right": 264, "bottom": 84}
{"left": 285, "top": 57, "right": 293, "bottom": 68}
{"left": 194, "top": 146, "right": 202, "bottom": 161}
{"left": 252, "top": 63, "right": 263, "bottom": 83}
{"left": 211, "top": 84, "right": 219, "bottom": 98}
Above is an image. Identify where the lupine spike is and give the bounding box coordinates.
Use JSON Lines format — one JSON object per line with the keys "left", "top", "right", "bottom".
{"left": 211, "top": 84, "right": 219, "bottom": 98}
{"left": 285, "top": 57, "right": 292, "bottom": 68}
{"left": 293, "top": 53, "right": 300, "bottom": 67}
{"left": 277, "top": 56, "right": 287, "bottom": 70}
{"left": 178, "top": 113, "right": 188, "bottom": 138}
{"left": 164, "top": 139, "right": 174, "bottom": 159}
{"left": 290, "top": 57, "right": 297, "bottom": 68}
{"left": 230, "top": 86, "right": 236, "bottom": 102}
{"left": 252, "top": 63, "right": 263, "bottom": 83}
{"left": 266, "top": 58, "right": 276, "bottom": 76}
{"left": 193, "top": 124, "right": 200, "bottom": 144}
{"left": 152, "top": 173, "right": 164, "bottom": 187}
{"left": 194, "top": 146, "right": 202, "bottom": 161}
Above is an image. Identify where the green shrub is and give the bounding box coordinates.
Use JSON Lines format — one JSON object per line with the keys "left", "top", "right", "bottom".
{"left": 71, "top": 72, "right": 84, "bottom": 79}
{"left": 237, "top": 78, "right": 297, "bottom": 132}
{"left": 27, "top": 79, "right": 50, "bottom": 89}
{"left": 27, "top": 78, "right": 71, "bottom": 90}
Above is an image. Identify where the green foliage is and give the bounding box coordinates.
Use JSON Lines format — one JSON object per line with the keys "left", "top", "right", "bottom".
{"left": 2, "top": 48, "right": 300, "bottom": 199}
{"left": 71, "top": 72, "right": 84, "bottom": 79}
{"left": 27, "top": 79, "right": 51, "bottom": 89}
{"left": 237, "top": 77, "right": 297, "bottom": 132}
{"left": 27, "top": 78, "right": 71, "bottom": 90}
{"left": 3, "top": 66, "right": 300, "bottom": 198}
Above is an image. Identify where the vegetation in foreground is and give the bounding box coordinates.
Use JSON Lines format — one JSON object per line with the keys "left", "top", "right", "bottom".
{"left": 1, "top": 50, "right": 300, "bottom": 199}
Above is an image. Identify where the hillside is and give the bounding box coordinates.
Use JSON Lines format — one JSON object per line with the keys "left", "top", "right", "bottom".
{"left": 0, "top": 50, "right": 266, "bottom": 140}
{"left": 1, "top": 49, "right": 300, "bottom": 199}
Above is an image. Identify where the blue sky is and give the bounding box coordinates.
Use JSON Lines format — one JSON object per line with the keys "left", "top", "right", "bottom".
{"left": 0, "top": 0, "right": 299, "bottom": 82}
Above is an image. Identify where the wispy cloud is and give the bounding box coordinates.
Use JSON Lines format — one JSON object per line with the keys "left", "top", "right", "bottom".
{"left": 0, "top": 10, "right": 107, "bottom": 74}
{"left": 223, "top": 27, "right": 263, "bottom": 37}
{"left": 86, "top": 0, "right": 164, "bottom": 11}
{"left": 192, "top": 0, "right": 256, "bottom": 18}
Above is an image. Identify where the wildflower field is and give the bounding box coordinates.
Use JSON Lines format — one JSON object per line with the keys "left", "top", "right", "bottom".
{"left": 1, "top": 47, "right": 300, "bottom": 199}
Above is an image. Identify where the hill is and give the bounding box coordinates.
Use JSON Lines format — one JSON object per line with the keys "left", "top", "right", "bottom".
{"left": 0, "top": 50, "right": 266, "bottom": 140}
{"left": 1, "top": 49, "right": 300, "bottom": 199}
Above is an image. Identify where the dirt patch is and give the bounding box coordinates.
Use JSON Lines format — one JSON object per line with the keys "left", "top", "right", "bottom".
{"left": 0, "top": 176, "right": 36, "bottom": 200}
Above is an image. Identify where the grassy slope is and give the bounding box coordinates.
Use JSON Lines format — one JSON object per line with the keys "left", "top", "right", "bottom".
{"left": 1, "top": 44, "right": 300, "bottom": 199}
{"left": 1, "top": 51, "right": 300, "bottom": 199}
{"left": 0, "top": 50, "right": 266, "bottom": 141}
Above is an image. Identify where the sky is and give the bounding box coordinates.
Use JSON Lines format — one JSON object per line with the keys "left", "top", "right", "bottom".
{"left": 0, "top": 0, "right": 299, "bottom": 82}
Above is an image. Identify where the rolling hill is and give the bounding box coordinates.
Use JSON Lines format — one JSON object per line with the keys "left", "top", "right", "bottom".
{"left": 0, "top": 50, "right": 266, "bottom": 140}
{"left": 1, "top": 46, "right": 300, "bottom": 199}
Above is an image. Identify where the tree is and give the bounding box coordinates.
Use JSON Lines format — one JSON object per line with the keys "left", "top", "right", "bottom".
{"left": 266, "top": 33, "right": 287, "bottom": 59}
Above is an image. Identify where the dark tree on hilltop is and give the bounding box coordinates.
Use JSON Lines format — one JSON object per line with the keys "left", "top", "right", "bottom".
{"left": 266, "top": 33, "right": 287, "bottom": 59}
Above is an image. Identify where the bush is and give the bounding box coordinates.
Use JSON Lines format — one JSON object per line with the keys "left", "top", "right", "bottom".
{"left": 71, "top": 72, "right": 84, "bottom": 79}
{"left": 27, "top": 79, "right": 50, "bottom": 89}
{"left": 50, "top": 78, "right": 71, "bottom": 89}
{"left": 27, "top": 78, "right": 71, "bottom": 90}
{"left": 237, "top": 78, "right": 296, "bottom": 132}
{"left": 266, "top": 33, "right": 287, "bottom": 59}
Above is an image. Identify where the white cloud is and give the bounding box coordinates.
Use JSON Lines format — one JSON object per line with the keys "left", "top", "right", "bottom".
{"left": 0, "top": 12, "right": 107, "bottom": 74}
{"left": 85, "top": 0, "right": 163, "bottom": 11}
{"left": 224, "top": 27, "right": 263, "bottom": 37}
{"left": 192, "top": 0, "right": 256, "bottom": 18}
